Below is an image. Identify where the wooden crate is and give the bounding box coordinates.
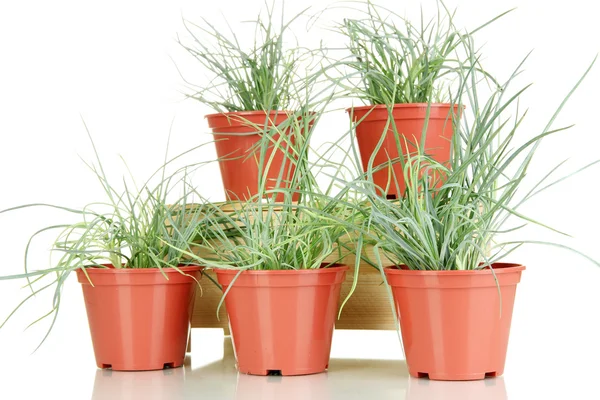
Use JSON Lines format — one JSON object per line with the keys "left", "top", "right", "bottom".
{"left": 189, "top": 201, "right": 397, "bottom": 331}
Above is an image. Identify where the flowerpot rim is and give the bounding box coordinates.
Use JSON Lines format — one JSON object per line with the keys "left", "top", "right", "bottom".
{"left": 384, "top": 262, "right": 525, "bottom": 276}
{"left": 214, "top": 264, "right": 349, "bottom": 276}
{"left": 345, "top": 103, "right": 462, "bottom": 114}
{"left": 80, "top": 264, "right": 203, "bottom": 274}
{"left": 205, "top": 110, "right": 295, "bottom": 119}
{"left": 206, "top": 110, "right": 315, "bottom": 135}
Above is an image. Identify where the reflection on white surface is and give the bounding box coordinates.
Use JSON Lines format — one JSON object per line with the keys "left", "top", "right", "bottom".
{"left": 235, "top": 372, "right": 330, "bottom": 400}
{"left": 233, "top": 359, "right": 409, "bottom": 400}
{"left": 232, "top": 360, "right": 508, "bottom": 400}
{"left": 3, "top": 328, "right": 599, "bottom": 399}
{"left": 92, "top": 358, "right": 189, "bottom": 400}
{"left": 407, "top": 376, "right": 507, "bottom": 400}
{"left": 88, "top": 338, "right": 508, "bottom": 400}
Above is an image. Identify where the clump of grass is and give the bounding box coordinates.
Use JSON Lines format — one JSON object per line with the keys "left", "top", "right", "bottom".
{"left": 0, "top": 125, "right": 214, "bottom": 348}
{"left": 361, "top": 54, "right": 599, "bottom": 270}
{"left": 178, "top": 2, "right": 318, "bottom": 112}
{"left": 164, "top": 100, "right": 371, "bottom": 314}
{"left": 176, "top": 102, "right": 368, "bottom": 272}
{"left": 338, "top": 1, "right": 509, "bottom": 105}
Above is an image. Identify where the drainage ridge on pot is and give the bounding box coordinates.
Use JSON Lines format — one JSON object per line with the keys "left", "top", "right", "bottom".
{"left": 385, "top": 263, "right": 525, "bottom": 381}
{"left": 77, "top": 265, "right": 203, "bottom": 372}
{"left": 215, "top": 264, "right": 349, "bottom": 376}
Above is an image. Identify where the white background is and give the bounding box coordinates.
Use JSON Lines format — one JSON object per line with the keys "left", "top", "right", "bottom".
{"left": 0, "top": 0, "right": 599, "bottom": 398}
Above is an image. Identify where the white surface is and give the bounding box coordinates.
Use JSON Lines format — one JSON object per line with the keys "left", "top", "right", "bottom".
{"left": 0, "top": 0, "right": 600, "bottom": 399}
{"left": 0, "top": 329, "right": 598, "bottom": 399}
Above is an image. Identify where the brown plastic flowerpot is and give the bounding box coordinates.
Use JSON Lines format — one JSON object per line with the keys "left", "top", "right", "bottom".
{"left": 215, "top": 265, "right": 349, "bottom": 376}
{"left": 206, "top": 111, "right": 300, "bottom": 202}
{"left": 347, "top": 103, "right": 459, "bottom": 199}
{"left": 76, "top": 265, "right": 202, "bottom": 371}
{"left": 384, "top": 263, "right": 524, "bottom": 381}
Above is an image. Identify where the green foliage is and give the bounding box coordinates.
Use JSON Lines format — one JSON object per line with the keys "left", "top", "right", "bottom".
{"left": 0, "top": 125, "right": 212, "bottom": 347}
{"left": 360, "top": 54, "right": 599, "bottom": 270}
{"left": 178, "top": 2, "right": 316, "bottom": 112}
{"left": 339, "top": 1, "right": 509, "bottom": 105}
{"left": 173, "top": 106, "right": 369, "bottom": 272}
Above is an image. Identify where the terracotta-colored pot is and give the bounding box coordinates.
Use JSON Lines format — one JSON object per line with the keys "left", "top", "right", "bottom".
{"left": 215, "top": 265, "right": 348, "bottom": 376}
{"left": 206, "top": 111, "right": 300, "bottom": 202}
{"left": 76, "top": 265, "right": 202, "bottom": 371}
{"left": 384, "top": 263, "right": 525, "bottom": 381}
{"left": 347, "top": 103, "right": 459, "bottom": 199}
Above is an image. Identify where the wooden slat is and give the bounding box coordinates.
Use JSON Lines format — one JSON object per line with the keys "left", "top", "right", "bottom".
{"left": 192, "top": 271, "right": 231, "bottom": 332}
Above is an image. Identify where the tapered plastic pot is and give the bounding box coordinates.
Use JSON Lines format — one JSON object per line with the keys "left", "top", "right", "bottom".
{"left": 206, "top": 111, "right": 300, "bottom": 202}
{"left": 384, "top": 263, "right": 525, "bottom": 381}
{"left": 215, "top": 265, "right": 349, "bottom": 376}
{"left": 76, "top": 265, "right": 202, "bottom": 371}
{"left": 347, "top": 103, "right": 459, "bottom": 199}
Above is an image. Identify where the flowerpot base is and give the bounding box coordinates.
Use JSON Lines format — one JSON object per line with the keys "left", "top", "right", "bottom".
{"left": 239, "top": 364, "right": 328, "bottom": 376}
{"left": 77, "top": 266, "right": 201, "bottom": 373}
{"left": 411, "top": 370, "right": 502, "bottom": 381}
{"left": 217, "top": 266, "right": 348, "bottom": 378}
{"left": 386, "top": 264, "right": 524, "bottom": 382}
{"left": 97, "top": 359, "right": 185, "bottom": 372}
